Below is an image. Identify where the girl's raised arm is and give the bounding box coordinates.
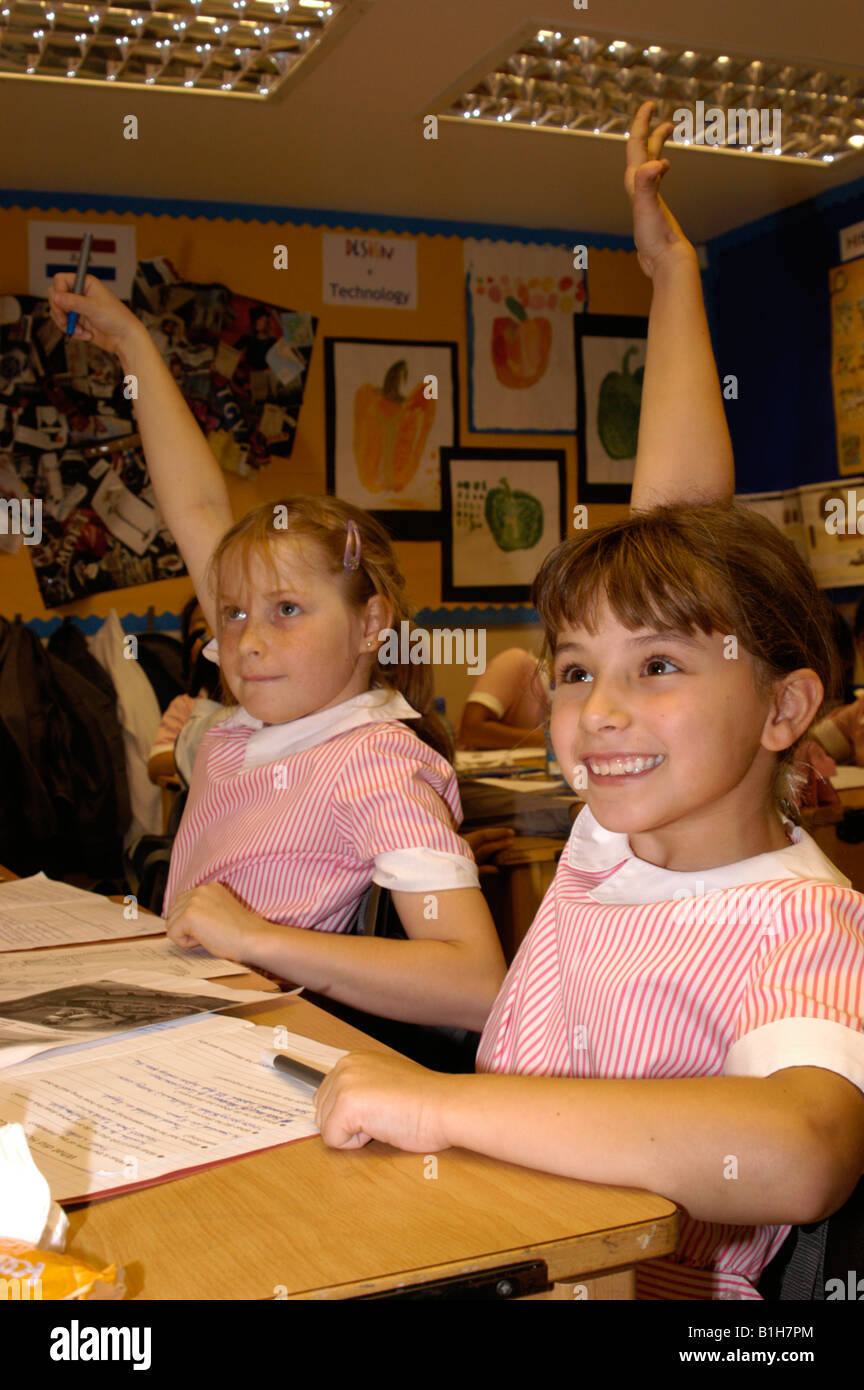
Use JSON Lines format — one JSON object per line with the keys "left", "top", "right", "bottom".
{"left": 626, "top": 101, "right": 734, "bottom": 511}
{"left": 48, "top": 275, "right": 233, "bottom": 634}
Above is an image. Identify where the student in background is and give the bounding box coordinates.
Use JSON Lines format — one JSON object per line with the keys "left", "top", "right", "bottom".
{"left": 456, "top": 647, "right": 549, "bottom": 750}
{"left": 147, "top": 596, "right": 231, "bottom": 787}
{"left": 812, "top": 600, "right": 864, "bottom": 765}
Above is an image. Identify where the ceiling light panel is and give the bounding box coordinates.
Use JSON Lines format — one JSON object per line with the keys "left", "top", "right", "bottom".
{"left": 437, "top": 26, "right": 864, "bottom": 166}
{"left": 0, "top": 0, "right": 355, "bottom": 97}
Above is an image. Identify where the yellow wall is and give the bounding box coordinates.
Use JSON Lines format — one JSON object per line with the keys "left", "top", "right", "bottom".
{"left": 0, "top": 201, "right": 649, "bottom": 714}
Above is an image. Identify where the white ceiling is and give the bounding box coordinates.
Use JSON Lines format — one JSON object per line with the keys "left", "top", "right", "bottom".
{"left": 2, "top": 0, "right": 863, "bottom": 243}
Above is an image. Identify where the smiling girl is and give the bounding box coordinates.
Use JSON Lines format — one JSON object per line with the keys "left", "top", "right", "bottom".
{"left": 315, "top": 501, "right": 864, "bottom": 1301}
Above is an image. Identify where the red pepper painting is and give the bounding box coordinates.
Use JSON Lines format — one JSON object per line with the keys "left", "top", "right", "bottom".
{"left": 491, "top": 296, "right": 552, "bottom": 389}
{"left": 352, "top": 359, "right": 436, "bottom": 493}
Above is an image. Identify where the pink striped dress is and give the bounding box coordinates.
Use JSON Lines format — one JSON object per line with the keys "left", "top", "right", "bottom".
{"left": 162, "top": 690, "right": 477, "bottom": 928}
{"left": 477, "top": 805, "right": 864, "bottom": 1300}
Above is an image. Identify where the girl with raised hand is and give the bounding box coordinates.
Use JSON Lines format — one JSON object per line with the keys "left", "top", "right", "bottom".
{"left": 48, "top": 320, "right": 505, "bottom": 1036}
{"left": 312, "top": 107, "right": 864, "bottom": 1299}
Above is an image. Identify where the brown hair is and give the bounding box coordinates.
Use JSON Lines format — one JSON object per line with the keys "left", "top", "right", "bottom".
{"left": 205, "top": 496, "right": 452, "bottom": 759}
{"left": 531, "top": 501, "right": 840, "bottom": 812}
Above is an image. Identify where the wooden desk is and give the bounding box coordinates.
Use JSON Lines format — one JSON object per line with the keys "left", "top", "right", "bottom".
{"left": 801, "top": 785, "right": 864, "bottom": 892}
{"left": 62, "top": 995, "right": 678, "bottom": 1300}
{"left": 0, "top": 860, "right": 678, "bottom": 1299}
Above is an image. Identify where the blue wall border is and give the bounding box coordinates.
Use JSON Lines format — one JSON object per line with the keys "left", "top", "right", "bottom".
{"left": 17, "top": 605, "right": 540, "bottom": 638}
{"left": 0, "top": 188, "right": 635, "bottom": 252}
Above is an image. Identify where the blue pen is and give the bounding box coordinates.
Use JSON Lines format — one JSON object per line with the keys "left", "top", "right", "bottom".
{"left": 65, "top": 232, "right": 93, "bottom": 336}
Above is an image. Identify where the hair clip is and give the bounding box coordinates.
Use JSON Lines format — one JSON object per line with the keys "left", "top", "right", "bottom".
{"left": 343, "top": 519, "right": 362, "bottom": 571}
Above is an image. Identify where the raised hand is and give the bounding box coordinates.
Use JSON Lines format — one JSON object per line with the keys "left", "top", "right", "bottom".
{"left": 48, "top": 272, "right": 142, "bottom": 358}
{"left": 625, "top": 100, "right": 690, "bottom": 277}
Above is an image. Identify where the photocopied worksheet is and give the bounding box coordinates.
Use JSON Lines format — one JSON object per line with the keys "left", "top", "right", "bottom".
{"left": 0, "top": 972, "right": 281, "bottom": 1070}
{"left": 0, "top": 937, "right": 247, "bottom": 998}
{"left": 0, "top": 873, "right": 164, "bottom": 950}
{"left": 0, "top": 1016, "right": 346, "bottom": 1201}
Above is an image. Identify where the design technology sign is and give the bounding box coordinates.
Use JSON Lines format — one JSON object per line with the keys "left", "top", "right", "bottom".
{"left": 322, "top": 234, "right": 417, "bottom": 310}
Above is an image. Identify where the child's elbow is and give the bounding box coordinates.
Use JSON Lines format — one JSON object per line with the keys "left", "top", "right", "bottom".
{"left": 465, "top": 953, "right": 507, "bottom": 1032}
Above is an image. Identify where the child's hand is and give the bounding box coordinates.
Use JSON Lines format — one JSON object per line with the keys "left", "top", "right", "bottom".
{"left": 315, "top": 1051, "right": 454, "bottom": 1153}
{"left": 48, "top": 273, "right": 142, "bottom": 357}
{"left": 463, "top": 824, "right": 515, "bottom": 875}
{"left": 165, "top": 881, "right": 264, "bottom": 963}
{"left": 625, "top": 100, "right": 691, "bottom": 277}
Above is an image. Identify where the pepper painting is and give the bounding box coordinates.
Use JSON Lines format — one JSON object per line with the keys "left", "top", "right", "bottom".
{"left": 574, "top": 315, "right": 648, "bottom": 503}
{"left": 441, "top": 447, "right": 566, "bottom": 602}
{"left": 325, "top": 338, "right": 458, "bottom": 539}
{"left": 465, "top": 239, "right": 586, "bottom": 434}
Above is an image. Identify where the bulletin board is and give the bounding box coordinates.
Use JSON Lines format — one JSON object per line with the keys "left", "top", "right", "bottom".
{"left": 830, "top": 257, "right": 864, "bottom": 476}
{"left": 0, "top": 192, "right": 649, "bottom": 714}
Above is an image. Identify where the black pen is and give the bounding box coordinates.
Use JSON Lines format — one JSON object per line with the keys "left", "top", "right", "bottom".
{"left": 66, "top": 232, "right": 93, "bottom": 336}
{"left": 260, "top": 1048, "right": 328, "bottom": 1089}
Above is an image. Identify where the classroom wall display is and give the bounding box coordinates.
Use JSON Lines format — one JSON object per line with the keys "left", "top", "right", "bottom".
{"left": 322, "top": 233, "right": 418, "bottom": 309}
{"left": 324, "top": 337, "right": 458, "bottom": 539}
{"left": 829, "top": 260, "right": 864, "bottom": 476}
{"left": 28, "top": 443, "right": 187, "bottom": 608}
{"left": 738, "top": 476, "right": 864, "bottom": 589}
{"left": 464, "top": 239, "right": 586, "bottom": 433}
{"left": 574, "top": 314, "right": 647, "bottom": 503}
{"left": 0, "top": 288, "right": 184, "bottom": 605}
{"left": 28, "top": 220, "right": 138, "bottom": 301}
{"left": 441, "top": 446, "right": 566, "bottom": 602}
{"left": 132, "top": 258, "right": 317, "bottom": 475}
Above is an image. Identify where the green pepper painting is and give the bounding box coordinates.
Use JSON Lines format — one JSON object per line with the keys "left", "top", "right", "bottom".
{"left": 576, "top": 322, "right": 648, "bottom": 501}
{"left": 444, "top": 449, "right": 566, "bottom": 602}
{"left": 484, "top": 477, "right": 544, "bottom": 551}
{"left": 597, "top": 346, "right": 643, "bottom": 459}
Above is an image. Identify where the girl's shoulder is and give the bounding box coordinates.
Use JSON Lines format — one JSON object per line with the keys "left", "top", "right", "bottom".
{"left": 338, "top": 717, "right": 452, "bottom": 768}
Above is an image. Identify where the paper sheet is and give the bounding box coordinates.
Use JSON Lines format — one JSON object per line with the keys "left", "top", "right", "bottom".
{"left": 453, "top": 748, "right": 543, "bottom": 774}
{"left": 0, "top": 973, "right": 279, "bottom": 1070}
{"left": 0, "top": 938, "right": 245, "bottom": 1000}
{"left": 0, "top": 873, "right": 164, "bottom": 951}
{"left": 1, "top": 1016, "right": 346, "bottom": 1201}
{"left": 476, "top": 776, "right": 569, "bottom": 793}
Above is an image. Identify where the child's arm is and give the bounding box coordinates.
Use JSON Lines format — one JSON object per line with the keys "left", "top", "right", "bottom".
{"left": 315, "top": 1054, "right": 864, "bottom": 1227}
{"left": 626, "top": 101, "right": 734, "bottom": 512}
{"left": 165, "top": 881, "right": 506, "bottom": 1032}
{"left": 48, "top": 276, "right": 233, "bottom": 635}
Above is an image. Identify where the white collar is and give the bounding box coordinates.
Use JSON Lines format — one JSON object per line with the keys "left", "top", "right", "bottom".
{"left": 566, "top": 804, "right": 850, "bottom": 904}
{"left": 217, "top": 687, "right": 421, "bottom": 769}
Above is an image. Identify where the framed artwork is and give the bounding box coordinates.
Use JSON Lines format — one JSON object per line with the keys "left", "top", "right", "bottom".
{"left": 324, "top": 337, "right": 458, "bottom": 539}
{"left": 441, "top": 447, "right": 566, "bottom": 602}
{"left": 574, "top": 315, "right": 648, "bottom": 502}
{"left": 464, "top": 239, "right": 586, "bottom": 433}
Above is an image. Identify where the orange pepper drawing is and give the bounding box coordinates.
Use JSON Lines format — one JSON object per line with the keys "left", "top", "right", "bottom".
{"left": 353, "top": 360, "right": 436, "bottom": 492}
{"left": 491, "top": 297, "right": 552, "bottom": 389}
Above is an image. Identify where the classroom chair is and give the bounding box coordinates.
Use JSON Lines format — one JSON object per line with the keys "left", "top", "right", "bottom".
{"left": 757, "top": 1172, "right": 864, "bottom": 1299}
{"left": 303, "top": 884, "right": 481, "bottom": 1073}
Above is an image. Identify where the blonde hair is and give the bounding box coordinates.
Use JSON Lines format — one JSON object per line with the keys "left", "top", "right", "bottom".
{"left": 205, "top": 496, "right": 452, "bottom": 758}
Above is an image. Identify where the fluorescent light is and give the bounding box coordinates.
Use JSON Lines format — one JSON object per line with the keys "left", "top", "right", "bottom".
{"left": 436, "top": 28, "right": 864, "bottom": 165}
{"left": 0, "top": 0, "right": 352, "bottom": 97}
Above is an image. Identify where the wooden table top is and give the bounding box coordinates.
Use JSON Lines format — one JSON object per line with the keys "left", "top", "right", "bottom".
{"left": 62, "top": 996, "right": 678, "bottom": 1300}
{"left": 0, "top": 861, "right": 677, "bottom": 1300}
